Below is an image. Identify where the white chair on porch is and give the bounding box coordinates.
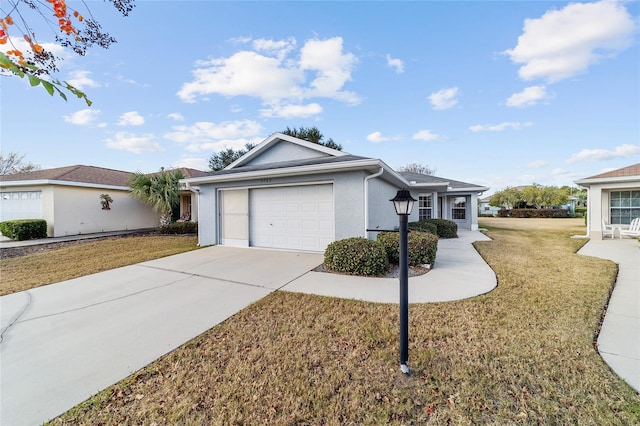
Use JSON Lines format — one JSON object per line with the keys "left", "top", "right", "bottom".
{"left": 602, "top": 221, "right": 615, "bottom": 239}
{"left": 620, "top": 218, "right": 640, "bottom": 239}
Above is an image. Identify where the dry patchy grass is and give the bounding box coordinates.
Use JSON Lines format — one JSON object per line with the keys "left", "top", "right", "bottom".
{"left": 0, "top": 235, "right": 198, "bottom": 296}
{"left": 51, "top": 220, "right": 640, "bottom": 424}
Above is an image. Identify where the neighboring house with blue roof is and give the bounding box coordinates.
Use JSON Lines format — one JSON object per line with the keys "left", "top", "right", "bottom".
{"left": 183, "top": 133, "right": 489, "bottom": 252}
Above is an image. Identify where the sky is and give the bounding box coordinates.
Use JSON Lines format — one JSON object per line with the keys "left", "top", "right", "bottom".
{"left": 1, "top": 0, "right": 639, "bottom": 195}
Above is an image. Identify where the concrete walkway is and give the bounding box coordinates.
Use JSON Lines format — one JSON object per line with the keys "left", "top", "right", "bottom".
{"left": 578, "top": 237, "right": 640, "bottom": 393}
{"left": 0, "top": 230, "right": 496, "bottom": 425}
{"left": 283, "top": 229, "right": 496, "bottom": 303}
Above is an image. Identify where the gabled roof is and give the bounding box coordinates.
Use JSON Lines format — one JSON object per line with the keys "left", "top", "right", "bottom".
{"left": 0, "top": 165, "right": 133, "bottom": 187}
{"left": 1, "top": 165, "right": 210, "bottom": 190}
{"left": 182, "top": 133, "right": 488, "bottom": 194}
{"left": 225, "top": 132, "right": 347, "bottom": 169}
{"left": 184, "top": 154, "right": 409, "bottom": 186}
{"left": 400, "top": 171, "right": 489, "bottom": 192}
{"left": 575, "top": 163, "right": 640, "bottom": 186}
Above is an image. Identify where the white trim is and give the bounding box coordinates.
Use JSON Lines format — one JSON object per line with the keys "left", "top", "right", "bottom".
{"left": 226, "top": 133, "right": 348, "bottom": 170}
{"left": 185, "top": 158, "right": 394, "bottom": 185}
{"left": 575, "top": 175, "right": 640, "bottom": 186}
{"left": 0, "top": 179, "right": 130, "bottom": 191}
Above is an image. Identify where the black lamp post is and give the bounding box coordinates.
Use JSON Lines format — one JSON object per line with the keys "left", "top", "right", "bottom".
{"left": 390, "top": 189, "right": 416, "bottom": 374}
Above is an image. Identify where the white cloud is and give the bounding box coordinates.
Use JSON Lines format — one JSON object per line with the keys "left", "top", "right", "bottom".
{"left": 366, "top": 131, "right": 389, "bottom": 143}
{"left": 412, "top": 130, "right": 441, "bottom": 141}
{"left": 177, "top": 36, "right": 360, "bottom": 109}
{"left": 506, "top": 85, "right": 550, "bottom": 107}
{"left": 253, "top": 37, "right": 296, "bottom": 59}
{"left": 386, "top": 54, "right": 404, "bottom": 74}
{"left": 526, "top": 160, "right": 549, "bottom": 168}
{"left": 300, "top": 37, "right": 359, "bottom": 103}
{"left": 172, "top": 157, "right": 209, "bottom": 171}
{"left": 63, "top": 108, "right": 101, "bottom": 126}
{"left": 117, "top": 111, "right": 145, "bottom": 126}
{"left": 429, "top": 87, "right": 459, "bottom": 110}
{"left": 504, "top": 1, "right": 636, "bottom": 83}
{"left": 566, "top": 144, "right": 640, "bottom": 163}
{"left": 551, "top": 168, "right": 569, "bottom": 176}
{"left": 185, "top": 137, "right": 265, "bottom": 153}
{"left": 0, "top": 38, "right": 67, "bottom": 60}
{"left": 164, "top": 119, "right": 262, "bottom": 144}
{"left": 66, "top": 70, "right": 100, "bottom": 90}
{"left": 260, "top": 103, "right": 323, "bottom": 118}
{"left": 469, "top": 122, "right": 533, "bottom": 132}
{"left": 105, "top": 132, "right": 164, "bottom": 153}
{"left": 168, "top": 112, "right": 184, "bottom": 121}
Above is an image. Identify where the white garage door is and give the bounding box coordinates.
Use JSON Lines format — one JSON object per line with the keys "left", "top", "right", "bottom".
{"left": 0, "top": 191, "right": 43, "bottom": 222}
{"left": 249, "top": 184, "right": 334, "bottom": 251}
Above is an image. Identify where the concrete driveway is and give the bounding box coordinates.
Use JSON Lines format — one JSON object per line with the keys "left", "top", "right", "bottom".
{"left": 0, "top": 246, "right": 323, "bottom": 426}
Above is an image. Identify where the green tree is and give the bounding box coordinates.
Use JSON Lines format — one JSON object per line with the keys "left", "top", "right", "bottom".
{"left": 208, "top": 127, "right": 341, "bottom": 172}
{"left": 490, "top": 186, "right": 523, "bottom": 209}
{"left": 208, "top": 143, "right": 256, "bottom": 172}
{"left": 281, "top": 126, "right": 342, "bottom": 150}
{"left": 0, "top": 152, "right": 40, "bottom": 175}
{"left": 129, "top": 169, "right": 183, "bottom": 227}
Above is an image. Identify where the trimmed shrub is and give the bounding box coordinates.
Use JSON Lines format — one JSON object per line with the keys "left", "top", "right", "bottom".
{"left": 420, "top": 218, "right": 457, "bottom": 238}
{"left": 377, "top": 231, "right": 438, "bottom": 266}
{"left": 324, "top": 237, "right": 389, "bottom": 276}
{"left": 498, "top": 209, "right": 569, "bottom": 218}
{"left": 159, "top": 221, "right": 198, "bottom": 234}
{"left": 409, "top": 232, "right": 438, "bottom": 266}
{"left": 0, "top": 219, "right": 47, "bottom": 241}
{"left": 408, "top": 220, "right": 438, "bottom": 235}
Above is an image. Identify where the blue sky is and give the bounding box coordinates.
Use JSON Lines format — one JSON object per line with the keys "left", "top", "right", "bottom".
{"left": 1, "top": 0, "right": 639, "bottom": 194}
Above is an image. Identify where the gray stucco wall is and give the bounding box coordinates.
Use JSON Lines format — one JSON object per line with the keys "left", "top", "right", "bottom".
{"left": 366, "top": 178, "right": 416, "bottom": 239}
{"left": 245, "top": 142, "right": 331, "bottom": 166}
{"left": 195, "top": 170, "right": 370, "bottom": 247}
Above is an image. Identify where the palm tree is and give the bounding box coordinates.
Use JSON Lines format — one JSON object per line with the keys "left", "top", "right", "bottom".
{"left": 129, "top": 169, "right": 184, "bottom": 227}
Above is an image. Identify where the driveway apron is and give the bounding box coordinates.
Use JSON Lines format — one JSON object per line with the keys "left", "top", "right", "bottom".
{"left": 0, "top": 246, "right": 323, "bottom": 426}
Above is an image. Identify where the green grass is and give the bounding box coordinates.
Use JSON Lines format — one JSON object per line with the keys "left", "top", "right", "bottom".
{"left": 0, "top": 235, "right": 199, "bottom": 296}
{"left": 48, "top": 219, "right": 640, "bottom": 424}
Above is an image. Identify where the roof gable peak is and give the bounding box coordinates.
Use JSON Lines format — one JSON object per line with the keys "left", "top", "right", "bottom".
{"left": 226, "top": 133, "right": 347, "bottom": 170}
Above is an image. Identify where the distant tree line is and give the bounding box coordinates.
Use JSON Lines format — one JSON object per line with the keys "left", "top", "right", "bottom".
{"left": 490, "top": 184, "right": 586, "bottom": 210}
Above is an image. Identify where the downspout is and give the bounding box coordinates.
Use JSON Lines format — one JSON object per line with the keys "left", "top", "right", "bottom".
{"left": 364, "top": 167, "right": 384, "bottom": 238}
{"left": 188, "top": 185, "right": 201, "bottom": 245}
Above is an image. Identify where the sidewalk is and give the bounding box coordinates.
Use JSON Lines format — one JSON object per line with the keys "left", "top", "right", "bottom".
{"left": 283, "top": 230, "right": 497, "bottom": 303}
{"left": 577, "top": 237, "right": 640, "bottom": 393}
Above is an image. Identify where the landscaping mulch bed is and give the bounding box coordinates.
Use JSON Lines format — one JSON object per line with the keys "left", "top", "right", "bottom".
{"left": 314, "top": 263, "right": 430, "bottom": 278}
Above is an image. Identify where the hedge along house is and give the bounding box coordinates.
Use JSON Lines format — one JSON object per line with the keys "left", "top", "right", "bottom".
{"left": 0, "top": 165, "right": 163, "bottom": 237}
{"left": 575, "top": 163, "right": 640, "bottom": 239}
{"left": 182, "top": 133, "right": 488, "bottom": 252}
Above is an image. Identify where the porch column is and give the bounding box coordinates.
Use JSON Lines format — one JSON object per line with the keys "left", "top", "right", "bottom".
{"left": 470, "top": 193, "right": 479, "bottom": 231}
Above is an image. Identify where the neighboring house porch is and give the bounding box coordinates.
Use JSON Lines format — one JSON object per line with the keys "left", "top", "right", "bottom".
{"left": 575, "top": 163, "right": 640, "bottom": 239}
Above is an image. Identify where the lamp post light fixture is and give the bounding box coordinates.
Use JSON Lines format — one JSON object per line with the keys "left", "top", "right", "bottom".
{"left": 390, "top": 189, "right": 416, "bottom": 374}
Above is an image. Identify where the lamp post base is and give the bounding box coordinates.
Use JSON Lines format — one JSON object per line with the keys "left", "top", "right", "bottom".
{"left": 400, "top": 363, "right": 410, "bottom": 375}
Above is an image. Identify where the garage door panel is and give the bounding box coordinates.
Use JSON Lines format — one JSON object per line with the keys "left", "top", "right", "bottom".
{"left": 249, "top": 184, "right": 334, "bottom": 251}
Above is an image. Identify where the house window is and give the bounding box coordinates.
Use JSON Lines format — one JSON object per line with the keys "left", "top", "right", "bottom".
{"left": 610, "top": 190, "right": 640, "bottom": 225}
{"left": 419, "top": 195, "right": 432, "bottom": 219}
{"left": 452, "top": 197, "right": 466, "bottom": 220}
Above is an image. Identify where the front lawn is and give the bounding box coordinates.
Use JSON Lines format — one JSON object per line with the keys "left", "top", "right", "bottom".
{"left": 0, "top": 235, "right": 199, "bottom": 296}
{"left": 50, "top": 219, "right": 640, "bottom": 424}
